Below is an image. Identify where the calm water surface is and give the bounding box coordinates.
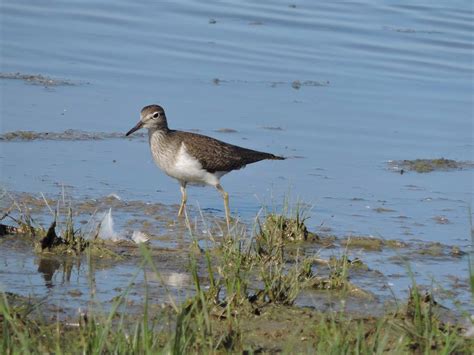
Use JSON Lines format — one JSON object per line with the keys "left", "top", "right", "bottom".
{"left": 1, "top": 0, "right": 473, "bottom": 310}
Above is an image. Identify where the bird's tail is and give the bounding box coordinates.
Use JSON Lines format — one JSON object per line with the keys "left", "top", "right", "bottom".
{"left": 268, "top": 154, "right": 285, "bottom": 160}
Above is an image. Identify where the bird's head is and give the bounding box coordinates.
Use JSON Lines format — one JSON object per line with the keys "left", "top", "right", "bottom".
{"left": 126, "top": 104, "right": 168, "bottom": 136}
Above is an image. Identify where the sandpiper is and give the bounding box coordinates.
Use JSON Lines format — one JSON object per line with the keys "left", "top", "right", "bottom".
{"left": 126, "top": 104, "right": 285, "bottom": 227}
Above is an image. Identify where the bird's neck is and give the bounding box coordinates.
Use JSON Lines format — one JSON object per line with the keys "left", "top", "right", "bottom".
{"left": 148, "top": 127, "right": 169, "bottom": 142}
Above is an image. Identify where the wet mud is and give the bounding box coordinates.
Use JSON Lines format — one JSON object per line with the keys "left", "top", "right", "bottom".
{"left": 1, "top": 191, "right": 471, "bottom": 311}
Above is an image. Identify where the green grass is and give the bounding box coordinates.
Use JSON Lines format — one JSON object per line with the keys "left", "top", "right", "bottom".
{"left": 1, "top": 200, "right": 473, "bottom": 353}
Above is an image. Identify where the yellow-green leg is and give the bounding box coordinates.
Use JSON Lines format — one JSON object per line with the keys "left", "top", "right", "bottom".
{"left": 178, "top": 182, "right": 187, "bottom": 217}
{"left": 216, "top": 184, "right": 230, "bottom": 229}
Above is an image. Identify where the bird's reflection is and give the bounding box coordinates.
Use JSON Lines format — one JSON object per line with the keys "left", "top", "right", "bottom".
{"left": 36, "top": 257, "right": 80, "bottom": 289}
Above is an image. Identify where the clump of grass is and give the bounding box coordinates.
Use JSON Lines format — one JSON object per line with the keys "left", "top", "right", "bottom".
{"left": 37, "top": 212, "right": 117, "bottom": 258}
{"left": 310, "top": 315, "right": 397, "bottom": 353}
{"left": 0, "top": 199, "right": 45, "bottom": 237}
{"left": 392, "top": 287, "right": 468, "bottom": 353}
{"left": 310, "top": 255, "right": 351, "bottom": 291}
{"left": 2, "top": 193, "right": 118, "bottom": 258}
{"left": 216, "top": 234, "right": 254, "bottom": 311}
{"left": 258, "top": 255, "right": 313, "bottom": 305}
{"left": 252, "top": 203, "right": 318, "bottom": 304}
{"left": 260, "top": 213, "right": 312, "bottom": 242}
{"left": 307, "top": 255, "right": 371, "bottom": 299}
{"left": 35, "top": 211, "right": 89, "bottom": 255}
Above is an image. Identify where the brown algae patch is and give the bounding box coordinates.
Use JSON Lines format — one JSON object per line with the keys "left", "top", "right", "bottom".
{"left": 373, "top": 207, "right": 396, "bottom": 213}
{"left": 260, "top": 125, "right": 284, "bottom": 131}
{"left": 0, "top": 72, "right": 77, "bottom": 87}
{"left": 388, "top": 158, "right": 473, "bottom": 173}
{"left": 0, "top": 129, "right": 146, "bottom": 141}
{"left": 214, "top": 128, "right": 238, "bottom": 133}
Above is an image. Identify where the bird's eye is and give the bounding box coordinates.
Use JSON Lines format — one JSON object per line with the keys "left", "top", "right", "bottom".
{"left": 153, "top": 112, "right": 160, "bottom": 119}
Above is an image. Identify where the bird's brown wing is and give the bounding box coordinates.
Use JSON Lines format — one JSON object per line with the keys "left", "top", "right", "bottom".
{"left": 171, "top": 131, "right": 284, "bottom": 173}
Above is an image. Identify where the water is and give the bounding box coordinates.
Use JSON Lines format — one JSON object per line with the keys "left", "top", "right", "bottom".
{"left": 1, "top": 0, "right": 473, "bottom": 311}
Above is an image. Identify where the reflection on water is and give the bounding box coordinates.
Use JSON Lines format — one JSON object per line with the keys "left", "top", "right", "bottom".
{"left": 0, "top": 236, "right": 198, "bottom": 317}
{"left": 37, "top": 257, "right": 62, "bottom": 288}
{"left": 36, "top": 257, "right": 80, "bottom": 289}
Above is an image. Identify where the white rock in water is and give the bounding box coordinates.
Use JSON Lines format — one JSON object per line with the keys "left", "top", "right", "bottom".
{"left": 98, "top": 208, "right": 123, "bottom": 241}
{"left": 131, "top": 231, "right": 150, "bottom": 244}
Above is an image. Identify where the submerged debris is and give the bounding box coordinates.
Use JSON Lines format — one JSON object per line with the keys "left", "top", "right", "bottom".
{"left": 433, "top": 215, "right": 450, "bottom": 224}
{"left": 131, "top": 231, "right": 150, "bottom": 244}
{"left": 98, "top": 209, "right": 150, "bottom": 244}
{"left": 388, "top": 158, "right": 473, "bottom": 173}
{"left": 210, "top": 77, "right": 329, "bottom": 89}
{"left": 260, "top": 125, "right": 284, "bottom": 131}
{"left": 214, "top": 128, "right": 238, "bottom": 133}
{"left": 291, "top": 80, "right": 330, "bottom": 89}
{"left": 0, "top": 223, "right": 22, "bottom": 236}
{"left": 40, "top": 221, "right": 62, "bottom": 250}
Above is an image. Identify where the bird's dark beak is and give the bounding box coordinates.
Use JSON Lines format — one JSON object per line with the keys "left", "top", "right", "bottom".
{"left": 126, "top": 121, "right": 144, "bottom": 136}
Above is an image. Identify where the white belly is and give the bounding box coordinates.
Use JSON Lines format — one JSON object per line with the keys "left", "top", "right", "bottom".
{"left": 153, "top": 141, "right": 227, "bottom": 186}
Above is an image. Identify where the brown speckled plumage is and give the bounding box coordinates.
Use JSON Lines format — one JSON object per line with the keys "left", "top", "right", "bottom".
{"left": 167, "top": 130, "right": 284, "bottom": 173}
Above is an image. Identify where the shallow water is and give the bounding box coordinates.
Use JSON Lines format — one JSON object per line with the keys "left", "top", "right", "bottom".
{"left": 1, "top": 0, "right": 473, "bottom": 312}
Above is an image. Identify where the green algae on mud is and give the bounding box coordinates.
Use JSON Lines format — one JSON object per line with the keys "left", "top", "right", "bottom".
{"left": 389, "top": 158, "right": 474, "bottom": 173}
{"left": 0, "top": 129, "right": 146, "bottom": 141}
{"left": 0, "top": 72, "right": 77, "bottom": 87}
{"left": 341, "top": 235, "right": 410, "bottom": 251}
